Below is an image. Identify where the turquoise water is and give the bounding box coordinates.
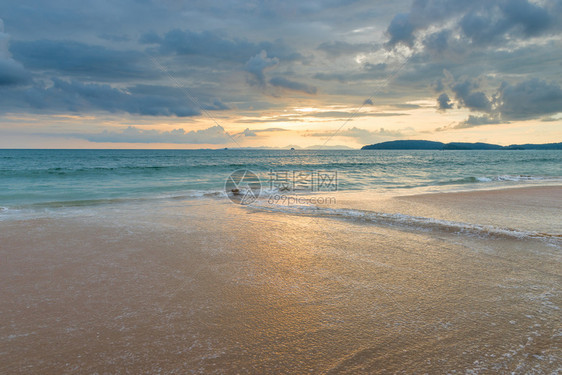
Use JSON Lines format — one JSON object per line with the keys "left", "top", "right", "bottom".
{"left": 0, "top": 149, "right": 561, "bottom": 208}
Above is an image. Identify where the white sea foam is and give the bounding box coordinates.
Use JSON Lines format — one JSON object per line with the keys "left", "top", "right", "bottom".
{"left": 476, "top": 177, "right": 493, "bottom": 182}
{"left": 493, "top": 175, "right": 546, "bottom": 181}
{"left": 250, "top": 201, "right": 562, "bottom": 244}
{"left": 155, "top": 190, "right": 226, "bottom": 199}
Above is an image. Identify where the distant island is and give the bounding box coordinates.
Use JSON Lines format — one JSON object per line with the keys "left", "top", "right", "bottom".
{"left": 361, "top": 140, "right": 562, "bottom": 150}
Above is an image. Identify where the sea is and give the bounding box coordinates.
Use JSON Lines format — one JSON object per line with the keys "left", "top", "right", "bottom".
{"left": 0, "top": 149, "right": 561, "bottom": 210}
{"left": 1, "top": 149, "right": 561, "bottom": 373}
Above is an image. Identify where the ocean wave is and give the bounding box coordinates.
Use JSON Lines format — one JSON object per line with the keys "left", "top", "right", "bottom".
{"left": 3, "top": 190, "right": 226, "bottom": 210}
{"left": 439, "top": 175, "right": 561, "bottom": 186}
{"left": 250, "top": 202, "right": 562, "bottom": 244}
{"left": 0, "top": 163, "right": 255, "bottom": 177}
{"left": 492, "top": 175, "right": 547, "bottom": 181}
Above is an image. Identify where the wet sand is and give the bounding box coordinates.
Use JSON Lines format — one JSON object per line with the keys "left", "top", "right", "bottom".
{"left": 332, "top": 185, "right": 562, "bottom": 235}
{"left": 1, "top": 187, "right": 561, "bottom": 373}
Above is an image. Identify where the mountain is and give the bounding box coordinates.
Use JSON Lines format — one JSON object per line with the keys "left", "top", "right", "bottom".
{"left": 361, "top": 140, "right": 444, "bottom": 150}
{"left": 444, "top": 142, "right": 503, "bottom": 150}
{"left": 361, "top": 140, "right": 562, "bottom": 150}
{"left": 503, "top": 143, "right": 562, "bottom": 150}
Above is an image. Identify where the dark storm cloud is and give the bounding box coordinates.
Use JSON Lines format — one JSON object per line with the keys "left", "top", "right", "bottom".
{"left": 50, "top": 80, "right": 200, "bottom": 117}
{"left": 98, "top": 33, "right": 131, "bottom": 42}
{"left": 0, "top": 79, "right": 214, "bottom": 117}
{"left": 496, "top": 78, "right": 562, "bottom": 120}
{"left": 269, "top": 77, "right": 317, "bottom": 94}
{"left": 0, "top": 58, "right": 30, "bottom": 86}
{"left": 385, "top": 0, "right": 558, "bottom": 49}
{"left": 141, "top": 29, "right": 303, "bottom": 63}
{"left": 436, "top": 93, "right": 453, "bottom": 110}
{"left": 244, "top": 51, "right": 279, "bottom": 87}
{"left": 422, "top": 30, "right": 451, "bottom": 54}
{"left": 451, "top": 80, "right": 491, "bottom": 112}
{"left": 459, "top": 0, "right": 551, "bottom": 45}
{"left": 432, "top": 79, "right": 444, "bottom": 93}
{"left": 0, "top": 19, "right": 30, "bottom": 86}
{"left": 381, "top": 0, "right": 561, "bottom": 110}
{"left": 436, "top": 77, "right": 562, "bottom": 129}
{"left": 0, "top": 0, "right": 560, "bottom": 131}
{"left": 11, "top": 40, "right": 151, "bottom": 81}
{"left": 386, "top": 13, "right": 415, "bottom": 47}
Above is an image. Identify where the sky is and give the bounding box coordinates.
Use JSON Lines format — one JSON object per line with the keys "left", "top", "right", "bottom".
{"left": 0, "top": 0, "right": 561, "bottom": 149}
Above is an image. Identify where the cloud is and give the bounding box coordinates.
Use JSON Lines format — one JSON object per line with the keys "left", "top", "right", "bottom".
{"left": 422, "top": 30, "right": 451, "bottom": 54}
{"left": 437, "top": 93, "right": 453, "bottom": 110}
{"left": 82, "top": 125, "right": 231, "bottom": 144}
{"left": 203, "top": 98, "right": 229, "bottom": 111}
{"left": 496, "top": 78, "right": 562, "bottom": 120}
{"left": 142, "top": 28, "right": 302, "bottom": 63}
{"left": 302, "top": 111, "right": 407, "bottom": 119}
{"left": 10, "top": 40, "right": 150, "bottom": 81}
{"left": 451, "top": 79, "right": 491, "bottom": 112}
{"left": 254, "top": 127, "right": 289, "bottom": 132}
{"left": 306, "top": 126, "right": 411, "bottom": 143}
{"left": 55, "top": 80, "right": 201, "bottom": 117}
{"left": 385, "top": 0, "right": 558, "bottom": 51}
{"left": 0, "top": 0, "right": 560, "bottom": 144}
{"left": 436, "top": 77, "right": 562, "bottom": 127}
{"left": 455, "top": 115, "right": 502, "bottom": 129}
{"left": 0, "top": 79, "right": 224, "bottom": 117}
{"left": 233, "top": 127, "right": 290, "bottom": 135}
{"left": 0, "top": 55, "right": 29, "bottom": 86}
{"left": 317, "top": 41, "right": 372, "bottom": 58}
{"left": 393, "top": 103, "right": 421, "bottom": 109}
{"left": 459, "top": 0, "right": 551, "bottom": 45}
{"left": 386, "top": 13, "right": 415, "bottom": 47}
{"left": 234, "top": 111, "right": 407, "bottom": 124}
{"left": 235, "top": 117, "right": 305, "bottom": 124}
{"left": 269, "top": 77, "right": 317, "bottom": 94}
{"left": 143, "top": 29, "right": 254, "bottom": 62}
{"left": 435, "top": 115, "right": 502, "bottom": 131}
{"left": 432, "top": 79, "right": 444, "bottom": 93}
{"left": 239, "top": 128, "right": 257, "bottom": 137}
{"left": 98, "top": 33, "right": 131, "bottom": 42}
{"left": 244, "top": 50, "right": 279, "bottom": 86}
{"left": 0, "top": 18, "right": 30, "bottom": 86}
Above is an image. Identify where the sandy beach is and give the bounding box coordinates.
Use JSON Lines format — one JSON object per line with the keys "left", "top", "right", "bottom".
{"left": 1, "top": 185, "right": 560, "bottom": 373}
{"left": 1, "top": 0, "right": 561, "bottom": 370}
{"left": 331, "top": 185, "right": 562, "bottom": 235}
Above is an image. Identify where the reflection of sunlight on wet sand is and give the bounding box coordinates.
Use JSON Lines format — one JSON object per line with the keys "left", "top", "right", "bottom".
{"left": 0, "top": 195, "right": 560, "bottom": 373}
